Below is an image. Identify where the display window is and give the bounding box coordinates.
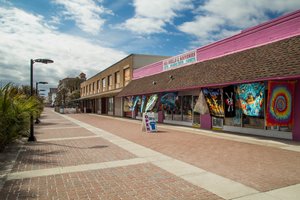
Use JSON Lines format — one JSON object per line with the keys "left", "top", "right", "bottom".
{"left": 108, "top": 97, "right": 114, "bottom": 112}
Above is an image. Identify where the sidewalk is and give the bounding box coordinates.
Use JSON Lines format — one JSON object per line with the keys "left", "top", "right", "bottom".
{"left": 0, "top": 108, "right": 299, "bottom": 199}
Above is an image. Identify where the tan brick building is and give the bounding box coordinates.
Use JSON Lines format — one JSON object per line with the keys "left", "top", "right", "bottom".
{"left": 79, "top": 54, "right": 168, "bottom": 116}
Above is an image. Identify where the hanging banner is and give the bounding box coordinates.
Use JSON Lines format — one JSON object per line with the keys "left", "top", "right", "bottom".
{"left": 131, "top": 96, "right": 140, "bottom": 111}
{"left": 194, "top": 90, "right": 209, "bottom": 115}
{"left": 223, "top": 86, "right": 235, "bottom": 117}
{"left": 145, "top": 94, "right": 158, "bottom": 112}
{"left": 140, "top": 95, "right": 146, "bottom": 113}
{"left": 236, "top": 83, "right": 265, "bottom": 117}
{"left": 161, "top": 92, "right": 177, "bottom": 110}
{"left": 266, "top": 81, "right": 295, "bottom": 126}
{"left": 202, "top": 88, "right": 224, "bottom": 117}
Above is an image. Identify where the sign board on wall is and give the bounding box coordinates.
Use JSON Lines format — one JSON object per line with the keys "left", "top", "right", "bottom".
{"left": 142, "top": 112, "right": 157, "bottom": 132}
{"left": 163, "top": 50, "right": 196, "bottom": 71}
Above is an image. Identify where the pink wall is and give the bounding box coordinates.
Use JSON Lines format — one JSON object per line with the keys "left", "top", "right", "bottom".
{"left": 133, "top": 10, "right": 300, "bottom": 80}
{"left": 134, "top": 61, "right": 164, "bottom": 80}
{"left": 292, "top": 80, "right": 300, "bottom": 141}
{"left": 200, "top": 114, "right": 212, "bottom": 130}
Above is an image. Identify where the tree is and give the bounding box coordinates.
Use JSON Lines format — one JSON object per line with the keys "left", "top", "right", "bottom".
{"left": 0, "top": 83, "right": 43, "bottom": 150}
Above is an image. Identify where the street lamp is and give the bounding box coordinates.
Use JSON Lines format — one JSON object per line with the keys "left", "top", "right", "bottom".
{"left": 29, "top": 58, "right": 54, "bottom": 142}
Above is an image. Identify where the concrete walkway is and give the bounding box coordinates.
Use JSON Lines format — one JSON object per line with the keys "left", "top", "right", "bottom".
{"left": 0, "top": 108, "right": 300, "bottom": 199}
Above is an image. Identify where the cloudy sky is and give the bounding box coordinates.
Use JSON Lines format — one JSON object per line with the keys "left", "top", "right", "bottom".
{"left": 0, "top": 0, "right": 300, "bottom": 92}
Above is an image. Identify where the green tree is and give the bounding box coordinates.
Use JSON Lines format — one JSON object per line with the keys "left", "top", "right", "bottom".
{"left": 0, "top": 83, "right": 42, "bottom": 150}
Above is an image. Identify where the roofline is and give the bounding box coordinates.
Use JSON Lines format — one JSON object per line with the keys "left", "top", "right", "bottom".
{"left": 86, "top": 53, "right": 170, "bottom": 81}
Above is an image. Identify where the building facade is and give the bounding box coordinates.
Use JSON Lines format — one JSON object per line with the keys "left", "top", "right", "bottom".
{"left": 79, "top": 54, "right": 169, "bottom": 116}
{"left": 118, "top": 10, "right": 300, "bottom": 140}
{"left": 56, "top": 73, "right": 86, "bottom": 108}
{"left": 48, "top": 88, "right": 57, "bottom": 106}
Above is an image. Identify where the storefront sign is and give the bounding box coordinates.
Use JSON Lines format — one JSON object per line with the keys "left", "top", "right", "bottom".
{"left": 163, "top": 50, "right": 196, "bottom": 71}
{"left": 142, "top": 112, "right": 157, "bottom": 132}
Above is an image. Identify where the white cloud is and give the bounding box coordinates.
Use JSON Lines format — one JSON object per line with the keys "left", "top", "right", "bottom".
{"left": 52, "top": 0, "right": 112, "bottom": 34}
{"left": 121, "top": 0, "right": 194, "bottom": 34}
{"left": 0, "top": 7, "right": 126, "bottom": 87}
{"left": 122, "top": 17, "right": 165, "bottom": 34}
{"left": 178, "top": 0, "right": 300, "bottom": 45}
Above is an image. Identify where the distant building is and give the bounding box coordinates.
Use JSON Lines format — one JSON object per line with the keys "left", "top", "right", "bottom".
{"left": 48, "top": 88, "right": 58, "bottom": 106}
{"left": 80, "top": 54, "right": 169, "bottom": 116}
{"left": 56, "top": 73, "right": 86, "bottom": 107}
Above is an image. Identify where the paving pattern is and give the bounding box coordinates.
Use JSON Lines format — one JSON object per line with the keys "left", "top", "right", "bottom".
{"left": 0, "top": 108, "right": 300, "bottom": 200}
{"left": 69, "top": 113, "right": 300, "bottom": 192}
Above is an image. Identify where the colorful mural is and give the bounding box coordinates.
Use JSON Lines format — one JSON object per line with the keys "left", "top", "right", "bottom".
{"left": 266, "top": 81, "right": 295, "bottom": 126}
{"left": 145, "top": 94, "right": 158, "bottom": 112}
{"left": 236, "top": 83, "right": 265, "bottom": 117}
{"left": 161, "top": 92, "right": 177, "bottom": 110}
{"left": 223, "top": 86, "right": 235, "bottom": 117}
{"left": 202, "top": 88, "right": 224, "bottom": 117}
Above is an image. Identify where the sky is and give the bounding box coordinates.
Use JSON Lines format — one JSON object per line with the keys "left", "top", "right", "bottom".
{"left": 0, "top": 0, "right": 300, "bottom": 93}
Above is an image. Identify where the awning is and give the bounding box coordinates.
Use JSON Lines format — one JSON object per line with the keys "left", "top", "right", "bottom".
{"left": 79, "top": 89, "right": 122, "bottom": 100}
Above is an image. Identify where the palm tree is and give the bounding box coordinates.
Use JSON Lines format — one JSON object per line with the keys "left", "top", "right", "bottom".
{"left": 0, "top": 83, "right": 42, "bottom": 150}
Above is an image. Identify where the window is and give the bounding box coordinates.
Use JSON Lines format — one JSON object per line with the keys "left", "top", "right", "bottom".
{"left": 108, "top": 97, "right": 114, "bottom": 112}
{"left": 102, "top": 78, "right": 106, "bottom": 91}
{"left": 92, "top": 82, "right": 95, "bottom": 93}
{"left": 97, "top": 80, "right": 100, "bottom": 91}
{"left": 108, "top": 75, "right": 113, "bottom": 90}
{"left": 115, "top": 71, "right": 120, "bottom": 89}
{"left": 89, "top": 84, "right": 91, "bottom": 93}
{"left": 124, "top": 68, "right": 130, "bottom": 86}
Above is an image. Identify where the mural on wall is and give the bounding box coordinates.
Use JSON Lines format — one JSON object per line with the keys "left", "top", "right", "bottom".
{"left": 161, "top": 92, "right": 177, "bottom": 110}
{"left": 145, "top": 94, "right": 158, "bottom": 112}
{"left": 236, "top": 82, "right": 265, "bottom": 117}
{"left": 202, "top": 88, "right": 224, "bottom": 117}
{"left": 123, "top": 96, "right": 134, "bottom": 112}
{"left": 223, "top": 86, "right": 235, "bottom": 117}
{"left": 140, "top": 95, "right": 146, "bottom": 113}
{"left": 131, "top": 96, "right": 140, "bottom": 111}
{"left": 266, "top": 81, "right": 295, "bottom": 126}
{"left": 194, "top": 90, "right": 209, "bottom": 115}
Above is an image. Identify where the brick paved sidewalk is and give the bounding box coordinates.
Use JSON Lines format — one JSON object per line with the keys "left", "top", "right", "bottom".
{"left": 69, "top": 113, "right": 300, "bottom": 193}
{"left": 0, "top": 108, "right": 299, "bottom": 200}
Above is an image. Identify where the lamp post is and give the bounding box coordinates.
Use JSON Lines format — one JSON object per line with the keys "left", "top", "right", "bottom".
{"left": 29, "top": 59, "right": 53, "bottom": 142}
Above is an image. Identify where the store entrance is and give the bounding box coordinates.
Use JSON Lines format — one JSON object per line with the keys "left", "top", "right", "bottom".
{"left": 101, "top": 98, "right": 107, "bottom": 114}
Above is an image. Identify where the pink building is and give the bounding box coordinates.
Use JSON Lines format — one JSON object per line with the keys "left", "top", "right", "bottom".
{"left": 119, "top": 10, "right": 300, "bottom": 141}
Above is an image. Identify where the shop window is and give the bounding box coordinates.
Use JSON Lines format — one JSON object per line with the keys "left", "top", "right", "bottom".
{"left": 193, "top": 95, "right": 200, "bottom": 127}
{"left": 108, "top": 97, "right": 114, "bottom": 112}
{"left": 182, "top": 96, "right": 193, "bottom": 122}
{"left": 124, "top": 68, "right": 130, "bottom": 86}
{"left": 108, "top": 75, "right": 113, "bottom": 90}
{"left": 102, "top": 78, "right": 106, "bottom": 92}
{"left": 212, "top": 117, "right": 223, "bottom": 128}
{"left": 115, "top": 71, "right": 120, "bottom": 89}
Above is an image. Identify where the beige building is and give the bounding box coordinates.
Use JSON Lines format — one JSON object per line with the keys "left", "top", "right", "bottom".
{"left": 80, "top": 54, "right": 168, "bottom": 116}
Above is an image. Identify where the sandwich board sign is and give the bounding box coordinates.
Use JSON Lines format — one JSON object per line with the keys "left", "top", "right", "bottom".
{"left": 142, "top": 112, "right": 157, "bottom": 132}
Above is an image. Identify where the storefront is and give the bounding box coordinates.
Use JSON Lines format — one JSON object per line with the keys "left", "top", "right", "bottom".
{"left": 118, "top": 36, "right": 300, "bottom": 140}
